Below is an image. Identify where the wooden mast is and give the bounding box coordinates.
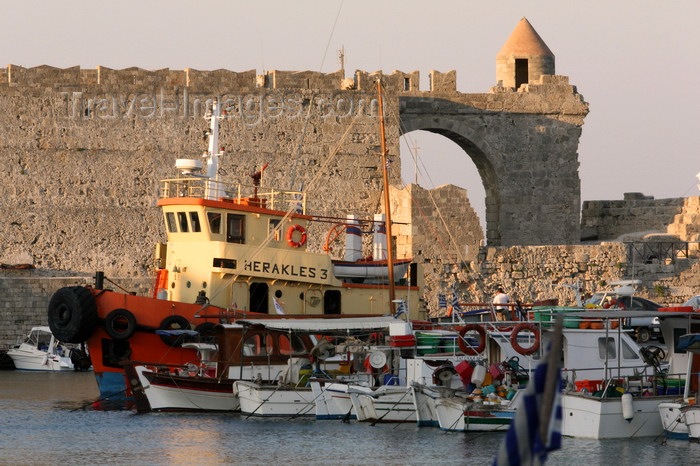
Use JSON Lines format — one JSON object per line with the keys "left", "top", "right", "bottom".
{"left": 377, "top": 80, "right": 396, "bottom": 314}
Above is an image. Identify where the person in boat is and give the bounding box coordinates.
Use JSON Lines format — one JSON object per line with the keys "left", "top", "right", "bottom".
{"left": 493, "top": 287, "right": 511, "bottom": 321}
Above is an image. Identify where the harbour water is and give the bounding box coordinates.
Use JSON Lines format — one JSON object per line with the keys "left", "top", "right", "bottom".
{"left": 1, "top": 371, "right": 697, "bottom": 465}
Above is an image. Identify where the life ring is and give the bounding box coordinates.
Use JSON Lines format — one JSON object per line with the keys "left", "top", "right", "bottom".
{"left": 510, "top": 322, "right": 540, "bottom": 356}
{"left": 457, "top": 324, "right": 486, "bottom": 355}
{"left": 47, "top": 286, "right": 98, "bottom": 343}
{"left": 286, "top": 225, "right": 307, "bottom": 248}
{"left": 104, "top": 308, "right": 137, "bottom": 340}
{"left": 158, "top": 315, "right": 191, "bottom": 347}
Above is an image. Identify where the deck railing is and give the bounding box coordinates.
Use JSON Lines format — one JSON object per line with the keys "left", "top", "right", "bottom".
{"left": 160, "top": 178, "right": 307, "bottom": 214}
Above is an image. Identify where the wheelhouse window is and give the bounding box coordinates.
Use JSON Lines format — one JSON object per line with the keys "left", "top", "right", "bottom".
{"left": 207, "top": 212, "right": 222, "bottom": 234}
{"left": 227, "top": 214, "right": 245, "bottom": 243}
{"left": 597, "top": 337, "right": 617, "bottom": 360}
{"left": 177, "top": 212, "right": 189, "bottom": 232}
{"left": 165, "top": 212, "right": 178, "bottom": 233}
{"left": 269, "top": 219, "right": 281, "bottom": 241}
{"left": 189, "top": 212, "right": 201, "bottom": 232}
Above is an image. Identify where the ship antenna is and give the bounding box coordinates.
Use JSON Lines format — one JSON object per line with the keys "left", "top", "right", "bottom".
{"left": 203, "top": 102, "right": 225, "bottom": 200}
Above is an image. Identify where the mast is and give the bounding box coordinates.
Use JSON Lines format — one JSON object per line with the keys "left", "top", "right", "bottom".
{"left": 377, "top": 80, "right": 396, "bottom": 314}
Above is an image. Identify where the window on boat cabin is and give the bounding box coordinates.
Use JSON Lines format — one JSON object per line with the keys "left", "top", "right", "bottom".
{"left": 165, "top": 212, "right": 178, "bottom": 233}
{"left": 279, "top": 334, "right": 307, "bottom": 355}
{"left": 269, "top": 219, "right": 281, "bottom": 241}
{"left": 242, "top": 333, "right": 273, "bottom": 356}
{"left": 621, "top": 339, "right": 640, "bottom": 360}
{"left": 189, "top": 212, "right": 201, "bottom": 232}
{"left": 177, "top": 212, "right": 189, "bottom": 232}
{"left": 226, "top": 214, "right": 245, "bottom": 243}
{"left": 207, "top": 212, "right": 222, "bottom": 235}
{"left": 597, "top": 337, "right": 617, "bottom": 360}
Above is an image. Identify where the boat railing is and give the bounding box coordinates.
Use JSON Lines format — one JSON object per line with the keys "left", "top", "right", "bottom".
{"left": 160, "top": 177, "right": 307, "bottom": 214}
{"left": 566, "top": 369, "right": 689, "bottom": 398}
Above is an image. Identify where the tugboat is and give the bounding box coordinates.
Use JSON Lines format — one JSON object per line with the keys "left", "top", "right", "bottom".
{"left": 47, "top": 89, "right": 424, "bottom": 406}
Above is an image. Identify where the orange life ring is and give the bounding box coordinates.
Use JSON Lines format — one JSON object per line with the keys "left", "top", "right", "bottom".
{"left": 510, "top": 322, "right": 540, "bottom": 356}
{"left": 286, "top": 225, "right": 307, "bottom": 248}
{"left": 457, "top": 324, "right": 486, "bottom": 355}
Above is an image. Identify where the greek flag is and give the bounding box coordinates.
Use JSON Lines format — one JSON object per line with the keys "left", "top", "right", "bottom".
{"left": 450, "top": 291, "right": 461, "bottom": 314}
{"left": 494, "top": 322, "right": 563, "bottom": 465}
{"left": 438, "top": 294, "right": 447, "bottom": 309}
{"left": 394, "top": 300, "right": 407, "bottom": 319}
{"left": 272, "top": 296, "right": 285, "bottom": 315}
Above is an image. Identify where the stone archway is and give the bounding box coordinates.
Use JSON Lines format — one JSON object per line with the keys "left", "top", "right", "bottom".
{"left": 398, "top": 76, "right": 588, "bottom": 247}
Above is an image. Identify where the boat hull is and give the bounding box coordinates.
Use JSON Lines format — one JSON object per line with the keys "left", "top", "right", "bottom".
{"left": 659, "top": 401, "right": 689, "bottom": 440}
{"left": 562, "top": 392, "right": 677, "bottom": 439}
{"left": 6, "top": 350, "right": 73, "bottom": 371}
{"left": 137, "top": 367, "right": 239, "bottom": 412}
{"left": 349, "top": 386, "right": 416, "bottom": 423}
{"left": 234, "top": 380, "right": 316, "bottom": 417}
{"left": 434, "top": 396, "right": 514, "bottom": 432}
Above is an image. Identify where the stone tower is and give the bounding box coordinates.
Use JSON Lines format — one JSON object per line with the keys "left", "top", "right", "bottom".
{"left": 496, "top": 17, "right": 555, "bottom": 89}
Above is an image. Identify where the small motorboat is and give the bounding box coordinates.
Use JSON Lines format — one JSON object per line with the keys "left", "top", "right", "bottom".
{"left": 6, "top": 326, "right": 90, "bottom": 371}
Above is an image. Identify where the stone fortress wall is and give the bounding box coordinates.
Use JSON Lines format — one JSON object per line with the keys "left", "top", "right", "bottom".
{"left": 0, "top": 64, "right": 697, "bottom": 343}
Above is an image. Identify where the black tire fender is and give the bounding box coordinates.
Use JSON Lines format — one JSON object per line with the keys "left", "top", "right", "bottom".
{"left": 158, "top": 315, "right": 191, "bottom": 347}
{"left": 104, "top": 308, "right": 137, "bottom": 340}
{"left": 48, "top": 286, "right": 98, "bottom": 343}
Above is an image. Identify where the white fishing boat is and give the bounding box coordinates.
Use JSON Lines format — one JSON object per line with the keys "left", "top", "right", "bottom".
{"left": 129, "top": 343, "right": 240, "bottom": 413}
{"left": 6, "top": 326, "right": 89, "bottom": 372}
{"left": 558, "top": 310, "right": 698, "bottom": 439}
{"left": 659, "top": 333, "right": 700, "bottom": 440}
{"left": 433, "top": 391, "right": 520, "bottom": 432}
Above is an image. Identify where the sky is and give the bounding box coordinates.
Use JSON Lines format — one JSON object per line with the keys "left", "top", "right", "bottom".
{"left": 2, "top": 1, "right": 698, "bottom": 224}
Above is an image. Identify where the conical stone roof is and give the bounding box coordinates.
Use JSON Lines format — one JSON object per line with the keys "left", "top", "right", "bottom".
{"left": 497, "top": 17, "right": 553, "bottom": 58}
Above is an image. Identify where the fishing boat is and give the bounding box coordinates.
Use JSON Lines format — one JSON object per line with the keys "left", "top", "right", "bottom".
{"left": 46, "top": 87, "right": 424, "bottom": 406}
{"left": 6, "top": 326, "right": 90, "bottom": 372}
{"left": 658, "top": 333, "right": 700, "bottom": 440}
{"left": 557, "top": 310, "right": 699, "bottom": 439}
{"left": 229, "top": 316, "right": 398, "bottom": 417}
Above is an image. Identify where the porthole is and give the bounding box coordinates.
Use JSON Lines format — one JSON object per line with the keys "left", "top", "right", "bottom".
{"left": 275, "top": 290, "right": 282, "bottom": 298}
{"left": 186, "top": 281, "right": 191, "bottom": 288}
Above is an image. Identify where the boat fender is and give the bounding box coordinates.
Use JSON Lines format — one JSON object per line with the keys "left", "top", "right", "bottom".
{"left": 621, "top": 392, "right": 634, "bottom": 423}
{"left": 510, "top": 323, "right": 540, "bottom": 356}
{"left": 286, "top": 225, "right": 307, "bottom": 248}
{"left": 47, "top": 286, "right": 98, "bottom": 343}
{"left": 104, "top": 308, "right": 137, "bottom": 340}
{"left": 457, "top": 324, "right": 486, "bottom": 355}
{"left": 471, "top": 364, "right": 487, "bottom": 388}
{"left": 158, "top": 315, "right": 191, "bottom": 347}
{"left": 194, "top": 322, "right": 217, "bottom": 342}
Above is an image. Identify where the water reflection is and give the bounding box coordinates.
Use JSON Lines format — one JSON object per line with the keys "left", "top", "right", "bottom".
{"left": 1, "top": 372, "right": 699, "bottom": 465}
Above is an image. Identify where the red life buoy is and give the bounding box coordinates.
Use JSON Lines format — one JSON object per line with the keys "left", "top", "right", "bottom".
{"left": 457, "top": 324, "right": 486, "bottom": 355}
{"left": 510, "top": 322, "right": 540, "bottom": 356}
{"left": 286, "top": 225, "right": 307, "bottom": 248}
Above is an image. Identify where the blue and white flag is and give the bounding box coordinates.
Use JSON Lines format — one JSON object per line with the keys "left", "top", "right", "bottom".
{"left": 450, "top": 291, "right": 461, "bottom": 314}
{"left": 394, "top": 300, "right": 407, "bottom": 319}
{"left": 438, "top": 294, "right": 447, "bottom": 309}
{"left": 272, "top": 296, "right": 286, "bottom": 315}
{"left": 493, "top": 337, "right": 562, "bottom": 465}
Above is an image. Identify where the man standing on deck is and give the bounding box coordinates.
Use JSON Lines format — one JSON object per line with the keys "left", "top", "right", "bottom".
{"left": 493, "top": 287, "right": 511, "bottom": 321}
